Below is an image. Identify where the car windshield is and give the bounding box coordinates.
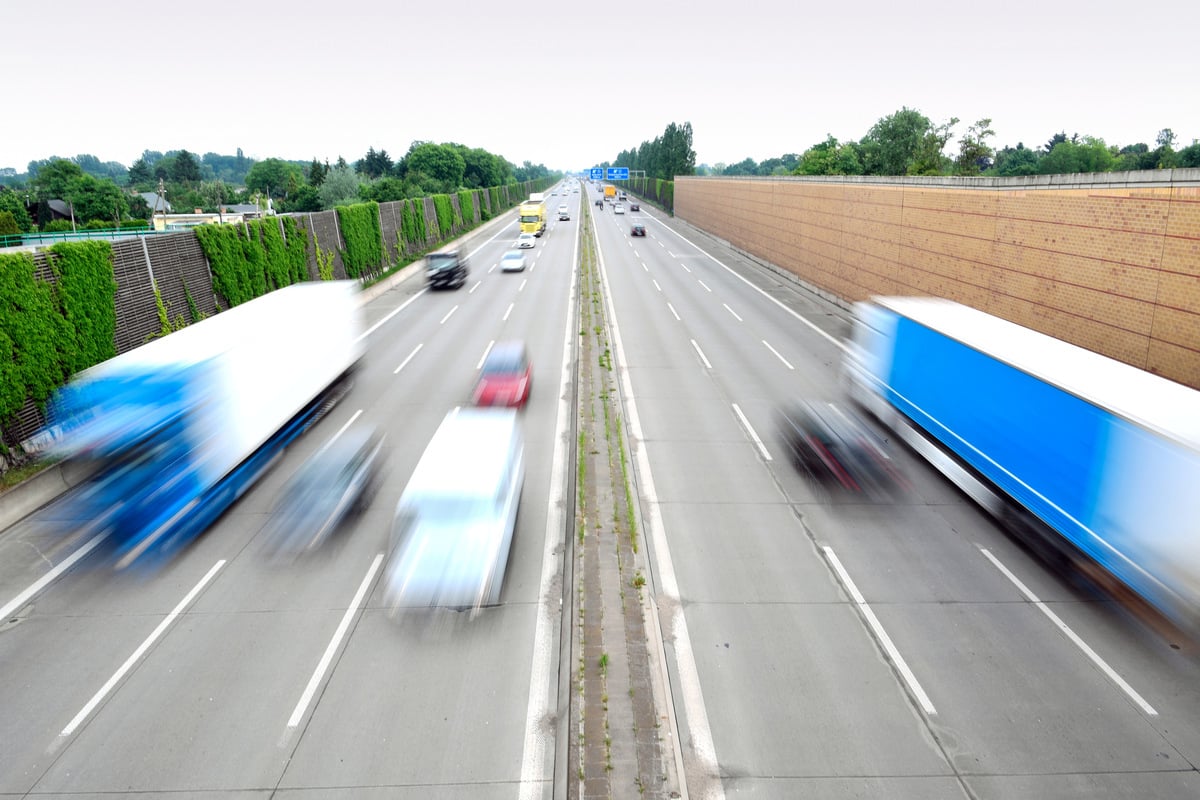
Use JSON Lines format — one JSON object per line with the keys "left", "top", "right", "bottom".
{"left": 482, "top": 348, "right": 527, "bottom": 376}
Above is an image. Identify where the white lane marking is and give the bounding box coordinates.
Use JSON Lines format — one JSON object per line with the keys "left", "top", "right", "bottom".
{"left": 519, "top": 279, "right": 527, "bottom": 292}
{"left": 691, "top": 339, "right": 713, "bottom": 369}
{"left": 723, "top": 303, "right": 742, "bottom": 321}
{"left": 594, "top": 225, "right": 719, "bottom": 798}
{"left": 697, "top": 280, "right": 712, "bottom": 293}
{"left": 668, "top": 251, "right": 679, "bottom": 258}
{"left": 667, "top": 302, "right": 681, "bottom": 321}
{"left": 641, "top": 262, "right": 648, "bottom": 272}
{"left": 634, "top": 250, "right": 640, "bottom": 258}
{"left": 357, "top": 287, "right": 427, "bottom": 341}
{"left": 317, "top": 410, "right": 363, "bottom": 457}
{"left": 658, "top": 240, "right": 666, "bottom": 248}
{"left": 824, "top": 547, "right": 937, "bottom": 716}
{"left": 393, "top": 344, "right": 423, "bottom": 374}
{"left": 518, "top": 195, "right": 580, "bottom": 798}
{"left": 680, "top": 263, "right": 691, "bottom": 273}
{"left": 477, "top": 340, "right": 495, "bottom": 370}
{"left": 288, "top": 554, "right": 383, "bottom": 728}
{"left": 652, "top": 280, "right": 663, "bottom": 293}
{"left": 762, "top": 340, "right": 795, "bottom": 370}
{"left": 469, "top": 280, "right": 482, "bottom": 294}
{"left": 489, "top": 263, "right": 498, "bottom": 274}
{"left": 980, "top": 549, "right": 1158, "bottom": 715}
{"left": 0, "top": 531, "right": 108, "bottom": 622}
{"left": 439, "top": 306, "right": 458, "bottom": 324}
{"left": 653, "top": 224, "right": 844, "bottom": 351}
{"left": 61, "top": 560, "right": 226, "bottom": 737}
{"left": 732, "top": 403, "right": 772, "bottom": 461}
{"left": 503, "top": 302, "right": 515, "bottom": 322}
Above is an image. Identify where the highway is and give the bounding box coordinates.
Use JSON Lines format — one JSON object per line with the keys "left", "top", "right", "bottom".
{"left": 0, "top": 191, "right": 581, "bottom": 798}
{"left": 3, "top": 178, "right": 1200, "bottom": 799}
{"left": 586, "top": 184, "right": 1200, "bottom": 798}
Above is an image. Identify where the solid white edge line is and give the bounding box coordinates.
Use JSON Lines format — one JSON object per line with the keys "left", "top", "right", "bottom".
{"left": 517, "top": 198, "right": 579, "bottom": 799}
{"left": 288, "top": 553, "right": 383, "bottom": 728}
{"left": 593, "top": 208, "right": 714, "bottom": 799}
{"left": 393, "top": 343, "right": 423, "bottom": 374}
{"left": 723, "top": 303, "right": 741, "bottom": 321}
{"left": 761, "top": 340, "right": 795, "bottom": 370}
{"left": 477, "top": 340, "right": 495, "bottom": 370}
{"left": 731, "top": 403, "right": 772, "bottom": 461}
{"left": 980, "top": 548, "right": 1158, "bottom": 715}
{"left": 652, "top": 223, "right": 844, "bottom": 351}
{"left": 61, "top": 559, "right": 226, "bottom": 737}
{"left": 824, "top": 547, "right": 937, "bottom": 716}
{"left": 667, "top": 302, "right": 681, "bottom": 321}
{"left": 439, "top": 305, "right": 458, "bottom": 324}
{"left": 691, "top": 339, "right": 713, "bottom": 370}
{"left": 0, "top": 531, "right": 108, "bottom": 622}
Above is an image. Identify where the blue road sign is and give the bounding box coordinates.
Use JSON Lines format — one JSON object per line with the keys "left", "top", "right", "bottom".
{"left": 589, "top": 168, "right": 604, "bottom": 180}
{"left": 606, "top": 167, "right": 629, "bottom": 181}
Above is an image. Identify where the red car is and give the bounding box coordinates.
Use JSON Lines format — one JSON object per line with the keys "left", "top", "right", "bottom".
{"left": 473, "top": 341, "right": 531, "bottom": 407}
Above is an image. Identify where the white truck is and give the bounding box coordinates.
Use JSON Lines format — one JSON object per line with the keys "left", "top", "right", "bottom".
{"left": 45, "top": 281, "right": 365, "bottom": 566}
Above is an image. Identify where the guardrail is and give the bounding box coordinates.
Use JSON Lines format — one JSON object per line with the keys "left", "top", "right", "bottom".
{"left": 0, "top": 226, "right": 169, "bottom": 249}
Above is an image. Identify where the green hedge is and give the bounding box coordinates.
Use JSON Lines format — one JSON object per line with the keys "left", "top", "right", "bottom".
{"left": 432, "top": 195, "right": 454, "bottom": 239}
{"left": 336, "top": 202, "right": 384, "bottom": 278}
{"left": 46, "top": 241, "right": 118, "bottom": 375}
{"left": 457, "top": 190, "right": 476, "bottom": 226}
{"left": 0, "top": 242, "right": 118, "bottom": 428}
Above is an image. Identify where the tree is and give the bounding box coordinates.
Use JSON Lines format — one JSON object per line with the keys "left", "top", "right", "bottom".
{"left": 860, "top": 107, "right": 934, "bottom": 175}
{"left": 172, "top": 150, "right": 202, "bottom": 184}
{"left": 908, "top": 117, "right": 957, "bottom": 176}
{"left": 128, "top": 157, "right": 153, "bottom": 187}
{"left": 356, "top": 147, "right": 393, "bottom": 180}
{"left": 245, "top": 158, "right": 303, "bottom": 200}
{"left": 404, "top": 143, "right": 466, "bottom": 190}
{"left": 283, "top": 184, "right": 322, "bottom": 212}
{"left": 199, "top": 179, "right": 229, "bottom": 211}
{"left": 1038, "top": 136, "right": 1115, "bottom": 174}
{"left": 796, "top": 136, "right": 840, "bottom": 175}
{"left": 658, "top": 121, "right": 696, "bottom": 178}
{"left": 69, "top": 174, "right": 129, "bottom": 224}
{"left": 991, "top": 143, "right": 1040, "bottom": 176}
{"left": 308, "top": 158, "right": 328, "bottom": 187}
{"left": 0, "top": 188, "right": 34, "bottom": 232}
{"left": 1178, "top": 142, "right": 1200, "bottom": 168}
{"left": 722, "top": 158, "right": 759, "bottom": 176}
{"left": 319, "top": 165, "right": 361, "bottom": 207}
{"left": 31, "top": 159, "right": 85, "bottom": 202}
{"left": 955, "top": 118, "right": 995, "bottom": 176}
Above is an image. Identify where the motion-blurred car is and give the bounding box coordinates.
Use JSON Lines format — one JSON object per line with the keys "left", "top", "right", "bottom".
{"left": 777, "top": 400, "right": 903, "bottom": 498}
{"left": 473, "top": 340, "right": 531, "bottom": 407}
{"left": 516, "top": 232, "right": 537, "bottom": 249}
{"left": 260, "top": 425, "right": 386, "bottom": 558}
{"left": 558, "top": 204, "right": 570, "bottom": 220}
{"left": 500, "top": 251, "right": 527, "bottom": 272}
{"left": 385, "top": 407, "right": 524, "bottom": 611}
{"left": 630, "top": 202, "right": 640, "bottom": 211}
{"left": 630, "top": 221, "right": 646, "bottom": 236}
{"left": 613, "top": 204, "right": 625, "bottom": 215}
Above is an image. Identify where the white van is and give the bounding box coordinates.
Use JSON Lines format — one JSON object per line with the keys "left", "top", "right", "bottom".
{"left": 384, "top": 408, "right": 524, "bottom": 610}
{"left": 558, "top": 204, "right": 570, "bottom": 221}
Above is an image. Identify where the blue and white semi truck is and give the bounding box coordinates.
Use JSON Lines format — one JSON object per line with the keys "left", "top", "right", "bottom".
{"left": 845, "top": 297, "right": 1200, "bottom": 629}
{"left": 45, "top": 281, "right": 364, "bottom": 567}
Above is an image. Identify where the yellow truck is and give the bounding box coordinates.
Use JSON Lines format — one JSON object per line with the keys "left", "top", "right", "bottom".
{"left": 604, "top": 185, "right": 616, "bottom": 201}
{"left": 518, "top": 193, "right": 546, "bottom": 237}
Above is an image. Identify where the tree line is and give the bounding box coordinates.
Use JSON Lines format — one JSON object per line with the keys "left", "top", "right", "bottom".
{"left": 0, "top": 143, "right": 554, "bottom": 235}
{"left": 699, "top": 108, "right": 1200, "bottom": 178}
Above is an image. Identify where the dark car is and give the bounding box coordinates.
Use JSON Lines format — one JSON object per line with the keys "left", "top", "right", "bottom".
{"left": 473, "top": 341, "right": 532, "bottom": 407}
{"left": 630, "top": 202, "right": 640, "bottom": 212}
{"left": 631, "top": 221, "right": 646, "bottom": 236}
{"left": 426, "top": 251, "right": 468, "bottom": 290}
{"left": 777, "top": 400, "right": 903, "bottom": 497}
{"left": 260, "top": 426, "right": 386, "bottom": 558}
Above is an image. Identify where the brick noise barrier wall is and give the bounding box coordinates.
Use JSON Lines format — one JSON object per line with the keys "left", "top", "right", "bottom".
{"left": 674, "top": 171, "right": 1200, "bottom": 390}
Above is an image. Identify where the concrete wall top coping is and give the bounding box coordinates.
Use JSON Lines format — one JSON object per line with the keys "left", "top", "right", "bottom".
{"left": 675, "top": 167, "right": 1200, "bottom": 191}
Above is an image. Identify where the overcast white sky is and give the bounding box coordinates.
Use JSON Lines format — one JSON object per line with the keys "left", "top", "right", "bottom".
{"left": 4, "top": 1, "right": 1198, "bottom": 174}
